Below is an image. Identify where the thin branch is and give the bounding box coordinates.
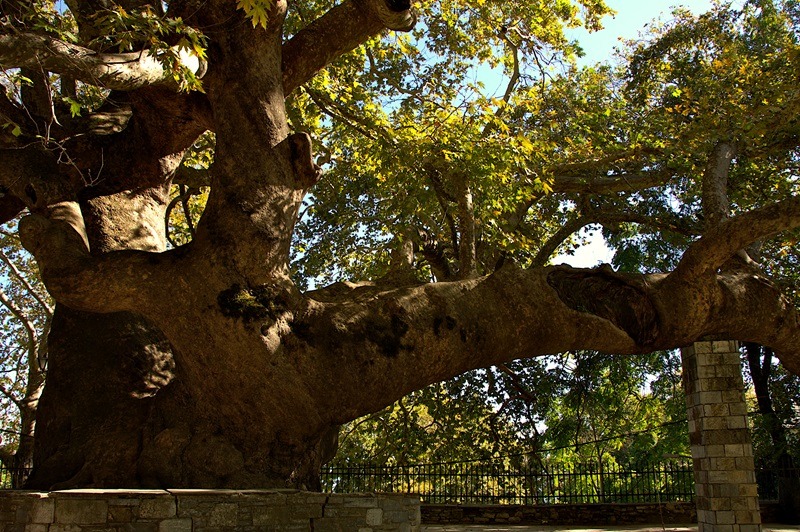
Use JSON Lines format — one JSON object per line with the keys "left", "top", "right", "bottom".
{"left": 481, "top": 30, "right": 520, "bottom": 138}
{"left": 0, "top": 286, "right": 38, "bottom": 400}
{"left": 173, "top": 165, "right": 211, "bottom": 188}
{"left": 0, "top": 249, "right": 53, "bottom": 317}
{"left": 304, "top": 87, "right": 395, "bottom": 144}
{"left": 532, "top": 215, "right": 592, "bottom": 267}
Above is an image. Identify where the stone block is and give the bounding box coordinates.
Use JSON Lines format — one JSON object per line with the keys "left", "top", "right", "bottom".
{"left": 108, "top": 504, "right": 135, "bottom": 523}
{"left": 693, "top": 343, "right": 712, "bottom": 354}
{"left": 48, "top": 526, "right": 84, "bottom": 532}
{"left": 122, "top": 523, "right": 158, "bottom": 532}
{"left": 698, "top": 366, "right": 717, "bottom": 378}
{"left": 724, "top": 444, "right": 746, "bottom": 457}
{"left": 705, "top": 378, "right": 740, "bottom": 392}
{"left": 340, "top": 495, "right": 378, "bottom": 508}
{"left": 705, "top": 445, "right": 727, "bottom": 457}
{"left": 288, "top": 503, "right": 324, "bottom": 519}
{"left": 208, "top": 503, "right": 238, "bottom": 527}
{"left": 734, "top": 510, "right": 761, "bottom": 524}
{"left": 727, "top": 416, "right": 747, "bottom": 430}
{"left": 138, "top": 498, "right": 177, "bottom": 519}
{"left": 701, "top": 417, "right": 728, "bottom": 430}
{"left": 293, "top": 493, "right": 327, "bottom": 506}
{"left": 710, "top": 498, "right": 733, "bottom": 511}
{"left": 709, "top": 469, "right": 752, "bottom": 485}
{"left": 704, "top": 404, "right": 730, "bottom": 417}
{"left": 698, "top": 509, "right": 716, "bottom": 524}
{"left": 324, "top": 506, "right": 372, "bottom": 518}
{"left": 696, "top": 496, "right": 711, "bottom": 511}
{"left": 382, "top": 509, "right": 418, "bottom": 524}
{"left": 29, "top": 499, "right": 54, "bottom": 524}
{"left": 365, "top": 508, "right": 382, "bottom": 526}
{"left": 55, "top": 499, "right": 108, "bottom": 525}
{"left": 251, "top": 504, "right": 291, "bottom": 525}
{"left": 158, "top": 518, "right": 193, "bottom": 532}
{"left": 24, "top": 525, "right": 48, "bottom": 532}
{"left": 699, "top": 391, "right": 723, "bottom": 405}
{"left": 711, "top": 340, "right": 739, "bottom": 353}
{"left": 738, "top": 524, "right": 762, "bottom": 532}
{"left": 711, "top": 457, "right": 737, "bottom": 470}
{"left": 709, "top": 430, "right": 750, "bottom": 445}
{"left": 724, "top": 393, "right": 747, "bottom": 407}
{"left": 707, "top": 525, "right": 734, "bottom": 532}
{"left": 730, "top": 497, "right": 759, "bottom": 512}
{"left": 314, "top": 516, "right": 367, "bottom": 531}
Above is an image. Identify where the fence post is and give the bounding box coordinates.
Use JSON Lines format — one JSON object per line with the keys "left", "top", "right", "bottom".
{"left": 682, "top": 341, "right": 761, "bottom": 532}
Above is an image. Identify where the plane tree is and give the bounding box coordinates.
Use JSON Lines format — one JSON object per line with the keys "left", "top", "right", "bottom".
{"left": 1, "top": 0, "right": 800, "bottom": 490}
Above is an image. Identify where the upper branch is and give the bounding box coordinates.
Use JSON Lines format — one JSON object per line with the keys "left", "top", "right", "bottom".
{"left": 702, "top": 141, "right": 735, "bottom": 229}
{"left": 548, "top": 170, "right": 672, "bottom": 195}
{"left": 282, "top": 0, "right": 415, "bottom": 95}
{"left": 673, "top": 195, "right": 800, "bottom": 280}
{"left": 0, "top": 31, "right": 203, "bottom": 91}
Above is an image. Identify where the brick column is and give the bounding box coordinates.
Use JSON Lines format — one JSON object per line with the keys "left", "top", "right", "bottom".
{"left": 681, "top": 340, "right": 761, "bottom": 532}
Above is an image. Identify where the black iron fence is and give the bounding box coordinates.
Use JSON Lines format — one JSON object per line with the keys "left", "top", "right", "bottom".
{"left": 321, "top": 460, "right": 696, "bottom": 504}
{"left": 2, "top": 462, "right": 795, "bottom": 505}
{"left": 0, "top": 468, "right": 30, "bottom": 489}
{"left": 321, "top": 461, "right": 798, "bottom": 505}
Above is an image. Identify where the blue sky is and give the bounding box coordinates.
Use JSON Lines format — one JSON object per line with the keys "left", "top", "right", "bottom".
{"left": 569, "top": 0, "right": 716, "bottom": 65}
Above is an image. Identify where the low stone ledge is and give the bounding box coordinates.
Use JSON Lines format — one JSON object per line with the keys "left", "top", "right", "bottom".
{"left": 421, "top": 502, "right": 698, "bottom": 526}
{"left": 0, "top": 489, "right": 421, "bottom": 531}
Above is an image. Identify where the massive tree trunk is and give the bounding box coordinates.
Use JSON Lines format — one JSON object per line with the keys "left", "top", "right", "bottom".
{"left": 2, "top": 0, "right": 800, "bottom": 489}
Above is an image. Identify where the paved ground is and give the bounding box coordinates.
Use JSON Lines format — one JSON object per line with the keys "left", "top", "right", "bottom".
{"left": 420, "top": 526, "right": 800, "bottom": 531}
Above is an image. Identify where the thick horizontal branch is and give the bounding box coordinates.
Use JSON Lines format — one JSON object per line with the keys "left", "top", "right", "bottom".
{"left": 298, "top": 260, "right": 800, "bottom": 422}
{"left": 282, "top": 0, "right": 415, "bottom": 95}
{"left": 548, "top": 170, "right": 672, "bottom": 195}
{"left": 0, "top": 31, "right": 203, "bottom": 91}
{"left": 506, "top": 170, "right": 673, "bottom": 232}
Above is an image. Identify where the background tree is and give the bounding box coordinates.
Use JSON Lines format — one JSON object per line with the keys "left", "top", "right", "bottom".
{"left": 0, "top": 222, "right": 50, "bottom": 485}
{"left": 0, "top": 0, "right": 799, "bottom": 491}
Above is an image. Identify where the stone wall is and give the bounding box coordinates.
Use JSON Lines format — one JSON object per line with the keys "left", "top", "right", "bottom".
{"left": 0, "top": 489, "right": 421, "bottom": 531}
{"left": 420, "top": 502, "right": 783, "bottom": 526}
{"left": 422, "top": 502, "right": 698, "bottom": 526}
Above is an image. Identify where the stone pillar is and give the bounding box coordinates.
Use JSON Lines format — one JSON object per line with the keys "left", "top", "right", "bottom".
{"left": 681, "top": 340, "right": 761, "bottom": 532}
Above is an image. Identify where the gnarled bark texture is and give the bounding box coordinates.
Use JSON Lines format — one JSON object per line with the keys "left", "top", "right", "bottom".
{"left": 1, "top": 0, "right": 799, "bottom": 489}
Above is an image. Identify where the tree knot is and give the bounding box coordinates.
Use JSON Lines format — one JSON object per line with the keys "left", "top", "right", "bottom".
{"left": 217, "top": 283, "right": 291, "bottom": 323}
{"left": 547, "top": 266, "right": 659, "bottom": 346}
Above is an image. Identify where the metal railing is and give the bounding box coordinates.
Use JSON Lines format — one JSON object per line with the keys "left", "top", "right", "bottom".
{"left": 0, "top": 468, "right": 30, "bottom": 489}
{"left": 3, "top": 462, "right": 794, "bottom": 505}
{"left": 321, "top": 460, "right": 697, "bottom": 504}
